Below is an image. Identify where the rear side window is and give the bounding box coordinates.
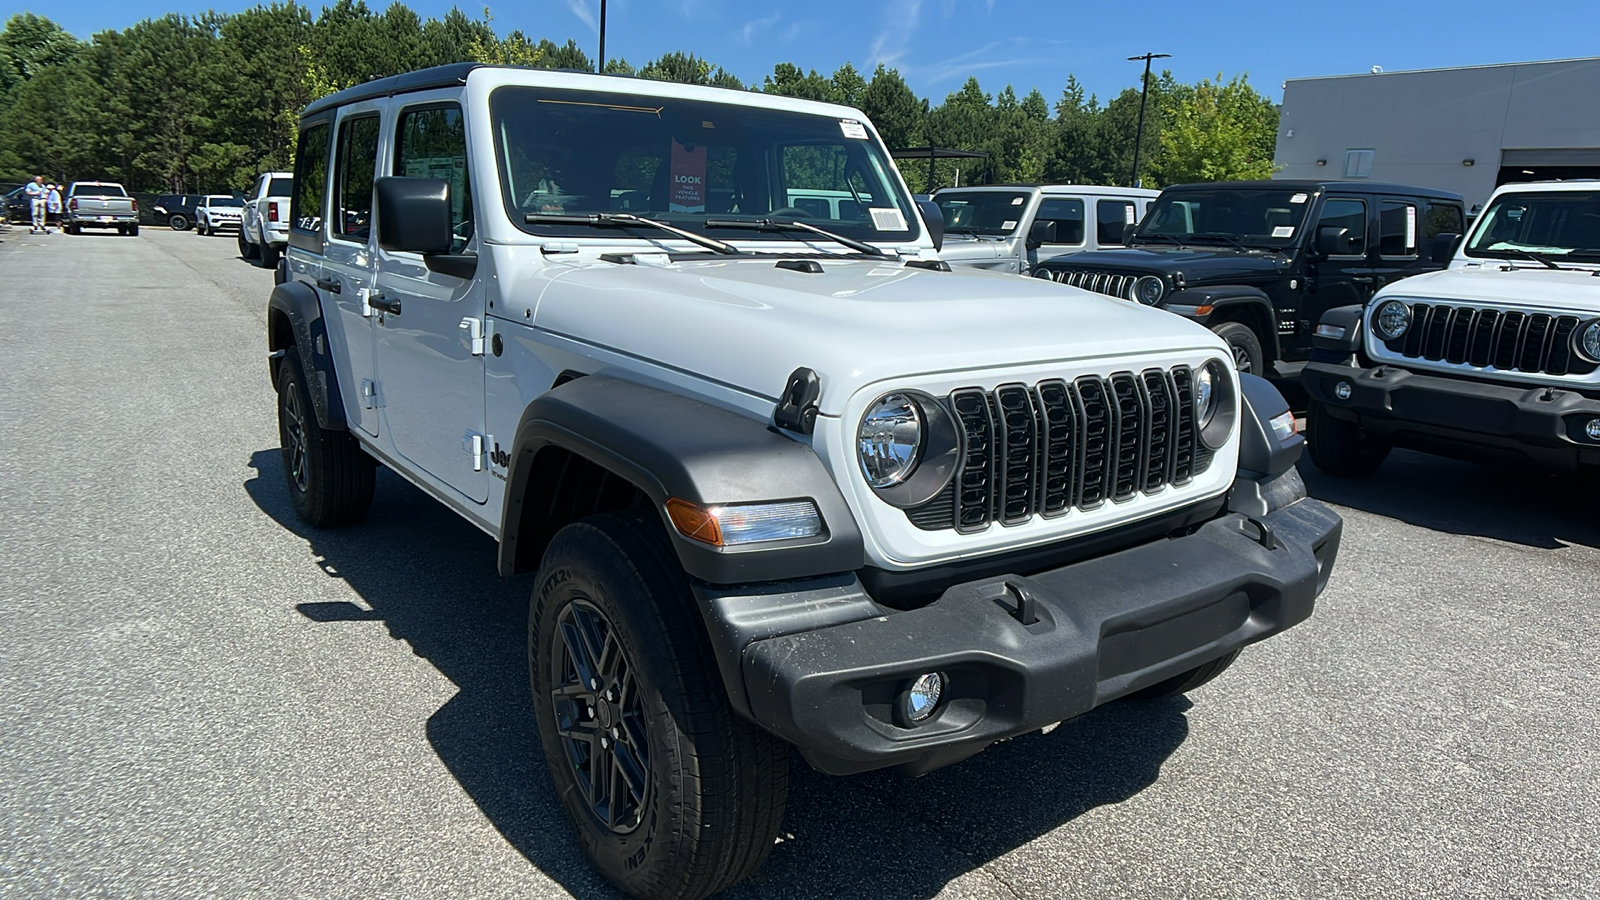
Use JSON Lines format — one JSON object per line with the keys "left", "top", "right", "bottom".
{"left": 1035, "top": 198, "right": 1085, "bottom": 245}
{"left": 1096, "top": 199, "right": 1136, "bottom": 245}
{"left": 268, "top": 177, "right": 294, "bottom": 197}
{"left": 291, "top": 122, "right": 330, "bottom": 233}
{"left": 332, "top": 115, "right": 381, "bottom": 243}
{"left": 395, "top": 104, "right": 473, "bottom": 252}
{"left": 1425, "top": 202, "right": 1464, "bottom": 237}
{"left": 1316, "top": 198, "right": 1367, "bottom": 255}
{"left": 1379, "top": 200, "right": 1418, "bottom": 257}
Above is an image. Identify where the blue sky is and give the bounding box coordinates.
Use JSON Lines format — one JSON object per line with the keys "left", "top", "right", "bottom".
{"left": 39, "top": 0, "right": 1600, "bottom": 104}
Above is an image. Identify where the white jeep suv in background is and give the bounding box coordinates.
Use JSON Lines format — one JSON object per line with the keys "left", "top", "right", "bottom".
{"left": 933, "top": 183, "right": 1158, "bottom": 274}
{"left": 265, "top": 63, "right": 1342, "bottom": 900}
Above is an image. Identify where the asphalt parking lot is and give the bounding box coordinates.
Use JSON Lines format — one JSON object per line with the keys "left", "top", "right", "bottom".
{"left": 2, "top": 223, "right": 1597, "bottom": 900}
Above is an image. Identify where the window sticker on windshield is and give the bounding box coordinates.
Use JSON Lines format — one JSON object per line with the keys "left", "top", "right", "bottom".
{"left": 869, "top": 207, "right": 907, "bottom": 231}
{"left": 1291, "top": 193, "right": 1308, "bottom": 204}
{"left": 669, "top": 138, "right": 707, "bottom": 213}
{"left": 1001, "top": 219, "right": 1018, "bottom": 230}
{"left": 839, "top": 119, "right": 868, "bottom": 140}
{"left": 1405, "top": 206, "right": 1417, "bottom": 250}
{"left": 1124, "top": 205, "right": 1136, "bottom": 224}
{"left": 1011, "top": 196, "right": 1025, "bottom": 205}
{"left": 1272, "top": 226, "right": 1295, "bottom": 238}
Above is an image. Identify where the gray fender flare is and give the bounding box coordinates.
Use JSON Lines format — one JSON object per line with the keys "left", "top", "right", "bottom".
{"left": 1230, "top": 373, "right": 1307, "bottom": 517}
{"left": 266, "top": 280, "right": 348, "bottom": 431}
{"left": 498, "top": 375, "right": 865, "bottom": 584}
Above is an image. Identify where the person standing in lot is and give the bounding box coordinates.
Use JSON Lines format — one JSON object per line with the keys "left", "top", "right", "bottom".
{"left": 45, "top": 183, "right": 62, "bottom": 232}
{"left": 25, "top": 175, "right": 46, "bottom": 233}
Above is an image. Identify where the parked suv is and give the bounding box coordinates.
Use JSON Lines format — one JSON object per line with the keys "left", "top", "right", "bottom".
{"left": 1032, "top": 181, "right": 1466, "bottom": 375}
{"left": 933, "top": 184, "right": 1158, "bottom": 274}
{"left": 268, "top": 64, "right": 1342, "bottom": 900}
{"left": 195, "top": 194, "right": 243, "bottom": 235}
{"left": 152, "top": 194, "right": 202, "bottom": 230}
{"left": 1303, "top": 180, "right": 1600, "bottom": 476}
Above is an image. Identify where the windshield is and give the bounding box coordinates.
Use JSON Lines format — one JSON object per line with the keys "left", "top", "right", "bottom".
{"left": 1135, "top": 188, "right": 1310, "bottom": 247}
{"left": 267, "top": 177, "right": 293, "bottom": 197}
{"left": 209, "top": 196, "right": 243, "bottom": 207}
{"left": 933, "top": 190, "right": 1031, "bottom": 236}
{"left": 490, "top": 86, "right": 918, "bottom": 243}
{"left": 1465, "top": 190, "right": 1600, "bottom": 258}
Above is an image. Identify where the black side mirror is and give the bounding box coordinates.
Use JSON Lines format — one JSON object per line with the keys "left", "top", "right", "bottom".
{"left": 915, "top": 198, "right": 943, "bottom": 251}
{"left": 1315, "top": 225, "right": 1352, "bottom": 257}
{"left": 1026, "top": 219, "right": 1057, "bottom": 250}
{"left": 375, "top": 176, "right": 452, "bottom": 255}
{"left": 1428, "top": 232, "right": 1460, "bottom": 264}
{"left": 1121, "top": 222, "right": 1138, "bottom": 245}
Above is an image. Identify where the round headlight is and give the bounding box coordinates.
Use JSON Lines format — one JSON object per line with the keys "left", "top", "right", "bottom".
{"left": 1194, "top": 358, "right": 1235, "bottom": 449}
{"left": 1575, "top": 320, "right": 1600, "bottom": 363}
{"left": 1373, "top": 299, "right": 1412, "bottom": 341}
{"left": 1132, "top": 275, "right": 1166, "bottom": 306}
{"left": 1195, "top": 363, "right": 1217, "bottom": 427}
{"left": 857, "top": 393, "right": 923, "bottom": 488}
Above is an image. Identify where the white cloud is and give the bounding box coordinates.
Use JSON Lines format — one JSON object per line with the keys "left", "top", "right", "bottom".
{"left": 737, "top": 13, "right": 781, "bottom": 46}
{"left": 867, "top": 0, "right": 924, "bottom": 67}
{"left": 565, "top": 0, "right": 598, "bottom": 33}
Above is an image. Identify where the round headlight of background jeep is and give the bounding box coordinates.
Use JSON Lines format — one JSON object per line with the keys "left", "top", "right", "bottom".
{"left": 1575, "top": 320, "right": 1600, "bottom": 363}
{"left": 1132, "top": 275, "right": 1166, "bottom": 306}
{"left": 1372, "top": 299, "right": 1412, "bottom": 341}
{"left": 1195, "top": 358, "right": 1237, "bottom": 449}
{"left": 856, "top": 391, "right": 962, "bottom": 508}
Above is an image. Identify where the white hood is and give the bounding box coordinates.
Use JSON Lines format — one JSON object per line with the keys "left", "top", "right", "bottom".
{"left": 1389, "top": 264, "right": 1600, "bottom": 314}
{"left": 529, "top": 255, "right": 1226, "bottom": 415}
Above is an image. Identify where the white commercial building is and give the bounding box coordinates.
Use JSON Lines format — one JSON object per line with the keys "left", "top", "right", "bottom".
{"left": 1274, "top": 57, "right": 1600, "bottom": 214}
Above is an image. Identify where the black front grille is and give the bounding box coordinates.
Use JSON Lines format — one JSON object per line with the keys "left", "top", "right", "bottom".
{"left": 1036, "top": 267, "right": 1138, "bottom": 300}
{"left": 907, "top": 367, "right": 1211, "bottom": 533}
{"left": 1383, "top": 302, "right": 1598, "bottom": 377}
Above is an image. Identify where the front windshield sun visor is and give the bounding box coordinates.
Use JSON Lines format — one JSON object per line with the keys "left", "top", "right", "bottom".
{"left": 491, "top": 86, "right": 920, "bottom": 246}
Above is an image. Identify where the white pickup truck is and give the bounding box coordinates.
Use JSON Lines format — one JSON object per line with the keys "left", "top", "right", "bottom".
{"left": 239, "top": 171, "right": 293, "bottom": 267}
{"left": 64, "top": 182, "right": 138, "bottom": 236}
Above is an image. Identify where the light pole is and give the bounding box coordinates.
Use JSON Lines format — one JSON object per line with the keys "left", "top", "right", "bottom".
{"left": 1128, "top": 52, "right": 1170, "bottom": 188}
{"left": 597, "top": 0, "right": 607, "bottom": 73}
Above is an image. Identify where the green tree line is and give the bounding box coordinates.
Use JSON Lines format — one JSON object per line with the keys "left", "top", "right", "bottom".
{"left": 0, "top": 4, "right": 1279, "bottom": 194}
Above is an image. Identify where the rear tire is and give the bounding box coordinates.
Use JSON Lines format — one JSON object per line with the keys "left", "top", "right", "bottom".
{"left": 276, "top": 348, "right": 375, "bottom": 527}
{"left": 169, "top": 214, "right": 189, "bottom": 231}
{"left": 260, "top": 239, "right": 280, "bottom": 268}
{"left": 531, "top": 510, "right": 788, "bottom": 900}
{"left": 1210, "top": 321, "right": 1266, "bottom": 376}
{"left": 129, "top": 224, "right": 139, "bottom": 236}
{"left": 1127, "top": 649, "right": 1241, "bottom": 701}
{"left": 1306, "top": 399, "right": 1390, "bottom": 477}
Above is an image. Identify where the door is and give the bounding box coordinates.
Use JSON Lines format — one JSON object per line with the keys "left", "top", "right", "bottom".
{"left": 1094, "top": 198, "right": 1138, "bottom": 250}
{"left": 320, "top": 105, "right": 386, "bottom": 437}
{"left": 1298, "top": 195, "right": 1375, "bottom": 355}
{"left": 1026, "top": 196, "right": 1087, "bottom": 271}
{"left": 372, "top": 98, "right": 488, "bottom": 503}
{"left": 1370, "top": 197, "right": 1433, "bottom": 291}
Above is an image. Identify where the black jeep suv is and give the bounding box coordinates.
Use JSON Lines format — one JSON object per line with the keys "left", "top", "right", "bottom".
{"left": 1033, "top": 180, "right": 1466, "bottom": 375}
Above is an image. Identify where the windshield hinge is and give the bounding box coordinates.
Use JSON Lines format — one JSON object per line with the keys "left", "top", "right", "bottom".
{"left": 463, "top": 432, "right": 485, "bottom": 471}
{"left": 540, "top": 241, "right": 580, "bottom": 255}
{"left": 459, "top": 316, "right": 490, "bottom": 356}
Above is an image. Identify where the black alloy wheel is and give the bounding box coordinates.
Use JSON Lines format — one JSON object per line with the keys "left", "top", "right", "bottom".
{"left": 169, "top": 214, "right": 188, "bottom": 230}
{"left": 550, "top": 599, "right": 651, "bottom": 833}
{"left": 280, "top": 379, "right": 309, "bottom": 494}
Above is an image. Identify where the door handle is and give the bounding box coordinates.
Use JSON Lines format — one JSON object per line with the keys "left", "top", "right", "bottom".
{"left": 316, "top": 275, "right": 342, "bottom": 294}
{"left": 1350, "top": 275, "right": 1374, "bottom": 284}
{"left": 368, "top": 293, "right": 402, "bottom": 315}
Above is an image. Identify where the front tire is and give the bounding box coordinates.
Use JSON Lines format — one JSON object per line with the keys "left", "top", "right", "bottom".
{"left": 531, "top": 511, "right": 788, "bottom": 900}
{"left": 276, "top": 348, "right": 375, "bottom": 527}
{"left": 1210, "top": 321, "right": 1266, "bottom": 376}
{"left": 260, "top": 238, "right": 280, "bottom": 268}
{"left": 238, "top": 228, "right": 260, "bottom": 260}
{"left": 197, "top": 218, "right": 209, "bottom": 235}
{"left": 1306, "top": 399, "right": 1390, "bottom": 477}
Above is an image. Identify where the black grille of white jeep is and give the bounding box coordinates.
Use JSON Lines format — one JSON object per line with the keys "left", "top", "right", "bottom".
{"left": 906, "top": 367, "right": 1214, "bottom": 533}
{"left": 1380, "top": 302, "right": 1599, "bottom": 377}
{"left": 1032, "top": 267, "right": 1138, "bottom": 300}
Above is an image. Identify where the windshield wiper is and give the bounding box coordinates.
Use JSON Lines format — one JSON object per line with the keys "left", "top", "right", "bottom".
{"left": 1501, "top": 248, "right": 1562, "bottom": 269}
{"left": 1132, "top": 233, "right": 1185, "bottom": 249}
{"left": 525, "top": 212, "right": 741, "bottom": 255}
{"left": 1191, "top": 233, "right": 1247, "bottom": 251}
{"left": 704, "top": 217, "right": 892, "bottom": 257}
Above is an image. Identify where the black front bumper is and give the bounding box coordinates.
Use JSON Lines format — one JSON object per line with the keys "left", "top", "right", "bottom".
{"left": 701, "top": 498, "right": 1340, "bottom": 776}
{"left": 1304, "top": 361, "right": 1600, "bottom": 471}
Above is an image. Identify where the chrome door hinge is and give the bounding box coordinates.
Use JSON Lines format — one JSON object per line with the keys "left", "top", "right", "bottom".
{"left": 463, "top": 432, "right": 485, "bottom": 471}
{"left": 459, "top": 317, "right": 491, "bottom": 356}
{"left": 358, "top": 287, "right": 376, "bottom": 317}
{"left": 360, "top": 379, "right": 381, "bottom": 409}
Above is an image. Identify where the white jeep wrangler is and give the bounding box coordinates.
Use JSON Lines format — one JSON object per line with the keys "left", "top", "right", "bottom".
{"left": 1304, "top": 180, "right": 1600, "bottom": 476}
{"left": 268, "top": 63, "right": 1342, "bottom": 900}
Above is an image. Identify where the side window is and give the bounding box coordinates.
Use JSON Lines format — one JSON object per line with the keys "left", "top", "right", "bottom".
{"left": 1316, "top": 198, "right": 1367, "bottom": 256}
{"left": 1425, "top": 202, "right": 1464, "bottom": 237}
{"left": 394, "top": 104, "right": 473, "bottom": 252}
{"left": 1035, "top": 198, "right": 1085, "bottom": 245}
{"left": 332, "top": 114, "right": 381, "bottom": 243}
{"left": 291, "top": 122, "right": 330, "bottom": 234}
{"left": 1379, "top": 200, "right": 1418, "bottom": 257}
{"left": 1096, "top": 199, "right": 1135, "bottom": 245}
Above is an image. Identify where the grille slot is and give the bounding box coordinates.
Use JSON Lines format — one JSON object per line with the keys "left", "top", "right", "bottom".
{"left": 904, "top": 366, "right": 1209, "bottom": 532}
{"left": 1040, "top": 268, "right": 1138, "bottom": 300}
{"left": 1382, "top": 302, "right": 1596, "bottom": 377}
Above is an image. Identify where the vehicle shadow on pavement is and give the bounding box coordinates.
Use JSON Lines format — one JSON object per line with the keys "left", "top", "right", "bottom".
{"left": 246, "top": 450, "right": 1191, "bottom": 900}
{"left": 1298, "top": 450, "right": 1600, "bottom": 551}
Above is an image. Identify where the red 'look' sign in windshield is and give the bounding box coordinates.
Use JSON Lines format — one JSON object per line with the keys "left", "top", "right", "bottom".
{"left": 669, "top": 138, "right": 707, "bottom": 213}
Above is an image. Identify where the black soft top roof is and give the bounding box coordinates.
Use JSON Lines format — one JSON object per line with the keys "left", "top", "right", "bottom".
{"left": 1162, "top": 179, "right": 1463, "bottom": 202}
{"left": 302, "top": 63, "right": 482, "bottom": 118}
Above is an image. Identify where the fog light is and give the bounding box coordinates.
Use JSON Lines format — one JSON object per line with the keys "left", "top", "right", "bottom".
{"left": 1587, "top": 419, "right": 1600, "bottom": 441}
{"left": 900, "top": 672, "right": 944, "bottom": 725}
{"left": 1314, "top": 323, "right": 1347, "bottom": 341}
{"left": 1334, "top": 381, "right": 1352, "bottom": 400}
{"left": 1269, "top": 410, "right": 1298, "bottom": 443}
